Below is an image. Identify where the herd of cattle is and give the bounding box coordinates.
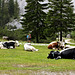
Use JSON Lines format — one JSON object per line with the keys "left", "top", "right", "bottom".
{"left": 0, "top": 40, "right": 75, "bottom": 59}
{"left": 47, "top": 41, "right": 75, "bottom": 59}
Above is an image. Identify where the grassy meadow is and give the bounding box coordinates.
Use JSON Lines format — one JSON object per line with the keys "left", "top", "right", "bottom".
{"left": 0, "top": 39, "right": 75, "bottom": 74}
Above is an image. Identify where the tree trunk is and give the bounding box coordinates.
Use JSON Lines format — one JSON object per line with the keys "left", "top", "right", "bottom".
{"left": 60, "top": 31, "right": 62, "bottom": 41}
{"left": 36, "top": 31, "right": 39, "bottom": 43}
{"left": 60, "top": 0, "right": 62, "bottom": 41}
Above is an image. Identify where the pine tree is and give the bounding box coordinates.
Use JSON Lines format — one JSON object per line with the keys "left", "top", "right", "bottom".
{"left": 21, "top": 0, "right": 48, "bottom": 43}
{"left": 3, "top": 1, "right": 10, "bottom": 24}
{"left": 0, "top": 0, "right": 20, "bottom": 28}
{"left": 0, "top": 0, "right": 10, "bottom": 27}
{"left": 0, "top": 0, "right": 1, "bottom": 26}
{"left": 1, "top": 0, "right": 5, "bottom": 27}
{"left": 46, "top": 0, "right": 75, "bottom": 41}
{"left": 14, "top": 0, "right": 19, "bottom": 19}
{"left": 8, "top": 0, "right": 14, "bottom": 17}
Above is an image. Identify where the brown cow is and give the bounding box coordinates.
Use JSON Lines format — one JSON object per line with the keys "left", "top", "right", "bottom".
{"left": 48, "top": 42, "right": 59, "bottom": 49}
{"left": 48, "top": 41, "right": 65, "bottom": 50}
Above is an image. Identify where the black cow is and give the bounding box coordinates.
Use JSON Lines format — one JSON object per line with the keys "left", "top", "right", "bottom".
{"left": 3, "top": 42, "right": 15, "bottom": 49}
{"left": 47, "top": 48, "right": 75, "bottom": 59}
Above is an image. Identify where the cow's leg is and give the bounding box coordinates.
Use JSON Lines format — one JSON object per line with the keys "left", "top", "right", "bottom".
{"left": 13, "top": 45, "right": 15, "bottom": 48}
{"left": 55, "top": 56, "right": 61, "bottom": 60}
{"left": 7, "top": 46, "right": 10, "bottom": 49}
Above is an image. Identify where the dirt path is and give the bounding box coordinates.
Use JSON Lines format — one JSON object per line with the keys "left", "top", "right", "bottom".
{"left": 31, "top": 39, "right": 75, "bottom": 46}
{"left": 65, "top": 39, "right": 75, "bottom": 44}
{"left": 1, "top": 70, "right": 75, "bottom": 75}
{"left": 33, "top": 71, "right": 75, "bottom": 75}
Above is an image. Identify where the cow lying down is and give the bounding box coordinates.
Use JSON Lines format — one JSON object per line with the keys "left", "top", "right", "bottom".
{"left": 47, "top": 48, "right": 75, "bottom": 59}
{"left": 0, "top": 40, "right": 20, "bottom": 49}
{"left": 24, "top": 43, "right": 39, "bottom": 52}
{"left": 48, "top": 41, "right": 65, "bottom": 50}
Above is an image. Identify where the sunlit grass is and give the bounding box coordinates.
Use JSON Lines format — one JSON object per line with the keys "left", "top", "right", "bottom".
{"left": 0, "top": 44, "right": 75, "bottom": 71}
{"left": 0, "top": 39, "right": 75, "bottom": 74}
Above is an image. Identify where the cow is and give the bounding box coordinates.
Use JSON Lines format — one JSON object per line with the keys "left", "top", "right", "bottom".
{"left": 0, "top": 42, "right": 7, "bottom": 49}
{"left": 24, "top": 43, "right": 39, "bottom": 52}
{"left": 3, "top": 42, "right": 15, "bottom": 49}
{"left": 0, "top": 40, "right": 20, "bottom": 49}
{"left": 2, "top": 36, "right": 8, "bottom": 40}
{"left": 58, "top": 41, "right": 66, "bottom": 49}
{"left": 48, "top": 42, "right": 60, "bottom": 50}
{"left": 48, "top": 41, "right": 65, "bottom": 50}
{"left": 15, "top": 40, "right": 20, "bottom": 47}
{"left": 47, "top": 48, "right": 75, "bottom": 59}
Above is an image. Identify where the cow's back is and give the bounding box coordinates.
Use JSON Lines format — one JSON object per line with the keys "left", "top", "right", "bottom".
{"left": 48, "top": 42, "right": 58, "bottom": 49}
{"left": 52, "top": 43, "right": 58, "bottom": 47}
{"left": 48, "top": 44, "right": 53, "bottom": 49}
{"left": 61, "top": 49, "right": 75, "bottom": 59}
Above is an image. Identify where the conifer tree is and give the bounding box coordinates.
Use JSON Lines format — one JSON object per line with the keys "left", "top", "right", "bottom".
{"left": 14, "top": 0, "right": 19, "bottom": 19}
{"left": 1, "top": 0, "right": 5, "bottom": 27}
{"left": 21, "top": 0, "right": 48, "bottom": 43}
{"left": 8, "top": 0, "right": 14, "bottom": 17}
{"left": 46, "top": 0, "right": 75, "bottom": 41}
{"left": 0, "top": 0, "right": 1, "bottom": 26}
{"left": 0, "top": 0, "right": 10, "bottom": 27}
{"left": 0, "top": 0, "right": 20, "bottom": 28}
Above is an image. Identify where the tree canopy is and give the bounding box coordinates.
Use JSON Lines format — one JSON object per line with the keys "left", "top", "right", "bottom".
{"left": 0, "top": 0, "right": 19, "bottom": 28}
{"left": 46, "top": 0, "right": 75, "bottom": 41}
{"left": 21, "top": 0, "right": 48, "bottom": 42}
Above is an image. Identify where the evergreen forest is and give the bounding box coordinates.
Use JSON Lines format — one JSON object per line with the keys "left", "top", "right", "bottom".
{"left": 0, "top": 0, "right": 75, "bottom": 43}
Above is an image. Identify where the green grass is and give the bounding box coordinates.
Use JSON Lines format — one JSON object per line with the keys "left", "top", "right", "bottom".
{"left": 70, "top": 39, "right": 75, "bottom": 43}
{"left": 0, "top": 39, "right": 75, "bottom": 74}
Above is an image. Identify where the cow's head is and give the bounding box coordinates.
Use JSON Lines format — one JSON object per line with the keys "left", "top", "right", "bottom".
{"left": 15, "top": 40, "right": 20, "bottom": 47}
{"left": 47, "top": 51, "right": 55, "bottom": 59}
{"left": 47, "top": 51, "right": 60, "bottom": 59}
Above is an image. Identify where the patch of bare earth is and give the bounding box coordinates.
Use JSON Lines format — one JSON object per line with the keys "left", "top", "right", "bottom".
{"left": 0, "top": 70, "right": 75, "bottom": 75}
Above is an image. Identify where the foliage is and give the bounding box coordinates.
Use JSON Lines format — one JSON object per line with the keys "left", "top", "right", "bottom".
{"left": 71, "top": 31, "right": 75, "bottom": 40}
{"left": 7, "top": 25, "right": 17, "bottom": 30}
{"left": 14, "top": 0, "right": 19, "bottom": 19}
{"left": 6, "top": 29, "right": 25, "bottom": 40}
{"left": 46, "top": 0, "right": 75, "bottom": 41}
{"left": 0, "top": 27, "right": 8, "bottom": 37}
{"left": 0, "top": 0, "right": 19, "bottom": 28}
{"left": 0, "top": 0, "right": 75, "bottom": 43}
{"left": 8, "top": 0, "right": 14, "bottom": 17}
{"left": 0, "top": 0, "right": 9, "bottom": 27}
{"left": 21, "top": 0, "right": 48, "bottom": 43}
{"left": 0, "top": 27, "right": 24, "bottom": 41}
{"left": 0, "top": 0, "right": 20, "bottom": 41}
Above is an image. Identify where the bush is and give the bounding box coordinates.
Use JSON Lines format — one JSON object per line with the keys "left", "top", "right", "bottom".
{"left": 71, "top": 31, "right": 75, "bottom": 40}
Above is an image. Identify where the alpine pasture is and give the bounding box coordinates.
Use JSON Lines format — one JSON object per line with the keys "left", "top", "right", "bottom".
{"left": 0, "top": 39, "right": 75, "bottom": 75}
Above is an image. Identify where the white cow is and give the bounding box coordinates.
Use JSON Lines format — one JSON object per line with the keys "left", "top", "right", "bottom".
{"left": 58, "top": 41, "right": 66, "bottom": 49}
{"left": 24, "top": 43, "right": 39, "bottom": 52}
